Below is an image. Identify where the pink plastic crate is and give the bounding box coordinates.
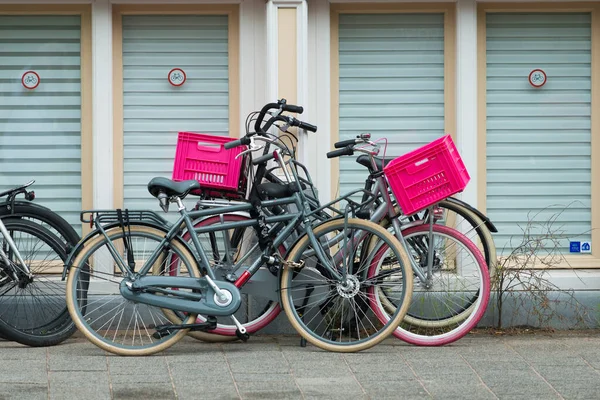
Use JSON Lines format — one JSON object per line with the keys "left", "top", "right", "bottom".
{"left": 172, "top": 132, "right": 247, "bottom": 193}
{"left": 383, "top": 135, "right": 470, "bottom": 216}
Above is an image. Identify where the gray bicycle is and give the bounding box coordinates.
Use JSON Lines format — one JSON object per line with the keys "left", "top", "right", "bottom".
{"left": 62, "top": 100, "right": 415, "bottom": 356}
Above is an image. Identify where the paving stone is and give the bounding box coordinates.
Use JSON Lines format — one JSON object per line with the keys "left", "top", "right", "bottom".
{"left": 0, "top": 360, "right": 47, "bottom": 384}
{"left": 360, "top": 379, "right": 431, "bottom": 399}
{"left": 49, "top": 356, "right": 107, "bottom": 372}
{"left": 0, "top": 384, "right": 47, "bottom": 400}
{"left": 236, "top": 381, "right": 302, "bottom": 400}
{"left": 111, "top": 383, "right": 176, "bottom": 400}
{"left": 108, "top": 356, "right": 171, "bottom": 383}
{"left": 175, "top": 384, "right": 240, "bottom": 400}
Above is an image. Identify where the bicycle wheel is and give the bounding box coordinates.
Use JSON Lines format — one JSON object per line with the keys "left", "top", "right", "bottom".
{"left": 65, "top": 224, "right": 202, "bottom": 356}
{"left": 372, "top": 224, "right": 490, "bottom": 346}
{"left": 0, "top": 201, "right": 80, "bottom": 247}
{"left": 404, "top": 199, "right": 497, "bottom": 277}
{"left": 280, "top": 218, "right": 414, "bottom": 352}
{"left": 177, "top": 214, "right": 285, "bottom": 342}
{"left": 0, "top": 218, "right": 76, "bottom": 346}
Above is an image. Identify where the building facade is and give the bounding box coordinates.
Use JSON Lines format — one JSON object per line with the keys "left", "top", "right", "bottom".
{"left": 0, "top": 0, "right": 599, "bottom": 297}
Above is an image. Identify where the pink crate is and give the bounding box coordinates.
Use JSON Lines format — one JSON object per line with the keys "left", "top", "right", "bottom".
{"left": 383, "top": 135, "right": 470, "bottom": 216}
{"left": 172, "top": 132, "right": 247, "bottom": 193}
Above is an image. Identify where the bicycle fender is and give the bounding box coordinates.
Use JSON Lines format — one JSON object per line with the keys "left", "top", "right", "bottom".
{"left": 61, "top": 220, "right": 199, "bottom": 280}
{"left": 0, "top": 200, "right": 53, "bottom": 215}
{"left": 445, "top": 197, "right": 498, "bottom": 233}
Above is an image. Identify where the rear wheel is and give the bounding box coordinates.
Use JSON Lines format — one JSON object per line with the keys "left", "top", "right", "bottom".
{"left": 65, "top": 224, "right": 201, "bottom": 356}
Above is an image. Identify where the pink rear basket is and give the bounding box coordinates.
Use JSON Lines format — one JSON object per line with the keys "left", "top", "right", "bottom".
{"left": 383, "top": 135, "right": 470, "bottom": 216}
{"left": 172, "top": 132, "right": 246, "bottom": 193}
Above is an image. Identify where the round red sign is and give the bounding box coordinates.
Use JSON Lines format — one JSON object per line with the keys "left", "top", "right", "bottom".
{"left": 168, "top": 68, "right": 186, "bottom": 87}
{"left": 22, "top": 71, "right": 40, "bottom": 90}
{"left": 529, "top": 69, "right": 547, "bottom": 88}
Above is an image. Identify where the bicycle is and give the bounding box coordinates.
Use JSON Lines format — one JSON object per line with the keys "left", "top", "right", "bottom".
{"left": 0, "top": 180, "right": 80, "bottom": 346}
{"left": 62, "top": 101, "right": 415, "bottom": 356}
{"left": 157, "top": 100, "right": 491, "bottom": 346}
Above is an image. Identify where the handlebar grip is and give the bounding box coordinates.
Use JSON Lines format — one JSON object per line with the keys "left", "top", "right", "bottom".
{"left": 224, "top": 136, "right": 251, "bottom": 150}
{"left": 327, "top": 146, "right": 354, "bottom": 159}
{"left": 282, "top": 104, "right": 303, "bottom": 114}
{"left": 298, "top": 121, "right": 317, "bottom": 133}
{"left": 253, "top": 152, "right": 275, "bottom": 165}
{"left": 334, "top": 139, "right": 357, "bottom": 149}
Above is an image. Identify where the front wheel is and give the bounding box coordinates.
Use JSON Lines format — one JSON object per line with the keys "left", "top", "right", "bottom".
{"left": 280, "top": 218, "right": 414, "bottom": 353}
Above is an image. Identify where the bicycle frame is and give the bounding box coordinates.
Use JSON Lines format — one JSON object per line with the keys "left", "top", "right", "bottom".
{"left": 0, "top": 218, "right": 32, "bottom": 279}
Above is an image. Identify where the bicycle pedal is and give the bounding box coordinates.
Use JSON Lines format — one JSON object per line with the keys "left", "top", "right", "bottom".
{"left": 235, "top": 329, "right": 250, "bottom": 342}
{"left": 188, "top": 317, "right": 217, "bottom": 332}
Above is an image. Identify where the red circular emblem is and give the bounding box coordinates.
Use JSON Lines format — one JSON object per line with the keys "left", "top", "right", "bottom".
{"left": 22, "top": 71, "right": 40, "bottom": 90}
{"left": 168, "top": 68, "right": 186, "bottom": 87}
{"left": 528, "top": 69, "right": 547, "bottom": 88}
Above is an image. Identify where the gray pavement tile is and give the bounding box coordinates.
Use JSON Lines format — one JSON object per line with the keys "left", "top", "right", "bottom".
{"left": 0, "top": 384, "right": 47, "bottom": 400}
{"left": 281, "top": 349, "right": 344, "bottom": 362}
{"left": 486, "top": 379, "right": 559, "bottom": 399}
{"left": 407, "top": 362, "right": 478, "bottom": 380}
{"left": 108, "top": 356, "right": 171, "bottom": 383}
{"left": 175, "top": 384, "right": 240, "bottom": 400}
{"left": 359, "top": 379, "right": 431, "bottom": 399}
{"left": 421, "top": 381, "right": 496, "bottom": 400}
{"left": 49, "top": 371, "right": 111, "bottom": 400}
{"left": 233, "top": 373, "right": 296, "bottom": 383}
{"left": 353, "top": 369, "right": 416, "bottom": 382}
{"left": 496, "top": 396, "right": 559, "bottom": 400}
{"left": 222, "top": 343, "right": 280, "bottom": 355}
{"left": 295, "top": 376, "right": 363, "bottom": 398}
{"left": 46, "top": 341, "right": 107, "bottom": 357}
{"left": 49, "top": 356, "right": 107, "bottom": 372}
{"left": 581, "top": 356, "right": 600, "bottom": 370}
{"left": 533, "top": 365, "right": 599, "bottom": 382}
{"left": 169, "top": 361, "right": 234, "bottom": 385}
{"left": 289, "top": 360, "right": 352, "bottom": 378}
{"left": 236, "top": 381, "right": 302, "bottom": 400}
{"left": 111, "top": 383, "right": 176, "bottom": 400}
{"left": 304, "top": 393, "right": 368, "bottom": 400}
{"left": 0, "top": 360, "right": 47, "bottom": 384}
{"left": 0, "top": 343, "right": 47, "bottom": 360}
{"left": 466, "top": 359, "right": 531, "bottom": 372}
{"left": 552, "top": 383, "right": 600, "bottom": 400}
{"left": 110, "top": 373, "right": 172, "bottom": 384}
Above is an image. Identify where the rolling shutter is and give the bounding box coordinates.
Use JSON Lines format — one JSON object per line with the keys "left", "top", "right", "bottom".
{"left": 337, "top": 13, "right": 445, "bottom": 199}
{"left": 485, "top": 13, "right": 592, "bottom": 255}
{"left": 122, "top": 15, "right": 230, "bottom": 216}
{"left": 0, "top": 15, "right": 82, "bottom": 233}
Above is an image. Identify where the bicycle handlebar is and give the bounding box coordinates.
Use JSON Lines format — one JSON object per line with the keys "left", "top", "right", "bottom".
{"left": 224, "top": 136, "right": 251, "bottom": 150}
{"left": 327, "top": 146, "right": 354, "bottom": 159}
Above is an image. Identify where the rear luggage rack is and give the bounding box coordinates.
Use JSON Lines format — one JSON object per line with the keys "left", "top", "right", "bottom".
{"left": 80, "top": 209, "right": 169, "bottom": 227}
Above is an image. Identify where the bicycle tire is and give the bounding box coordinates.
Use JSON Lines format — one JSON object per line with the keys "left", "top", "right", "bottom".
{"left": 280, "top": 218, "right": 414, "bottom": 353}
{"left": 0, "top": 201, "right": 80, "bottom": 247}
{"left": 373, "top": 224, "right": 490, "bottom": 346}
{"left": 65, "top": 224, "right": 202, "bottom": 356}
{"left": 0, "top": 218, "right": 76, "bottom": 346}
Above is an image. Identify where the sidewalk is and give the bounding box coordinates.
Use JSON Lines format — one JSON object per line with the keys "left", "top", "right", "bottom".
{"left": 0, "top": 331, "right": 598, "bottom": 400}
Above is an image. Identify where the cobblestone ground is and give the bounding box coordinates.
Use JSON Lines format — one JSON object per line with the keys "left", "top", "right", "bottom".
{"left": 0, "top": 331, "right": 598, "bottom": 399}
